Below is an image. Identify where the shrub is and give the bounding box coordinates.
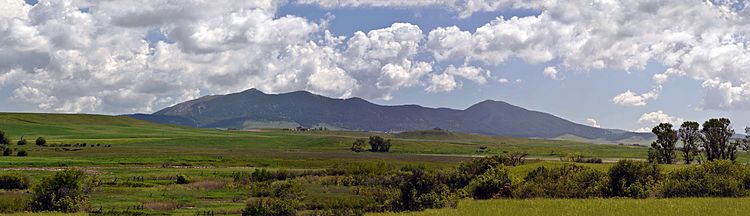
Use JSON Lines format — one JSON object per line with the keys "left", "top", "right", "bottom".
{"left": 448, "top": 155, "right": 513, "bottom": 189}
{"left": 398, "top": 167, "right": 455, "bottom": 211}
{"left": 606, "top": 160, "right": 661, "bottom": 198}
{"left": 0, "top": 174, "right": 31, "bottom": 190}
{"left": 35, "top": 137, "right": 46, "bottom": 146}
{"left": 351, "top": 138, "right": 366, "bottom": 152}
{"left": 16, "top": 150, "right": 27, "bottom": 157}
{"left": 2, "top": 148, "right": 10, "bottom": 156}
{"left": 514, "top": 164, "right": 606, "bottom": 198}
{"left": 271, "top": 180, "right": 304, "bottom": 200}
{"left": 242, "top": 198, "right": 299, "bottom": 216}
{"left": 30, "top": 169, "right": 89, "bottom": 212}
{"left": 368, "top": 136, "right": 392, "bottom": 152}
{"left": 16, "top": 137, "right": 26, "bottom": 145}
{"left": 468, "top": 166, "right": 512, "bottom": 199}
{"left": 659, "top": 160, "right": 748, "bottom": 197}
{"left": 0, "top": 130, "right": 9, "bottom": 145}
{"left": 176, "top": 175, "right": 190, "bottom": 184}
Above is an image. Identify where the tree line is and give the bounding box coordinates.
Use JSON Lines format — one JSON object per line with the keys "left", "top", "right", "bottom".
{"left": 648, "top": 118, "right": 749, "bottom": 164}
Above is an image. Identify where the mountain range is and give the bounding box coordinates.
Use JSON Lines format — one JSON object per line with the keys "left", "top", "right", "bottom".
{"left": 128, "top": 88, "right": 654, "bottom": 144}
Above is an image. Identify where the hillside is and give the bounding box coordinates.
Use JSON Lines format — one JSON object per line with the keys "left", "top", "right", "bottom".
{"left": 129, "top": 89, "right": 653, "bottom": 143}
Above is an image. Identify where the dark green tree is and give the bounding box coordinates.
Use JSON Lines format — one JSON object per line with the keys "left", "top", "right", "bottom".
{"left": 678, "top": 121, "right": 701, "bottom": 164}
{"left": 0, "top": 130, "right": 10, "bottom": 145}
{"left": 700, "top": 118, "right": 735, "bottom": 161}
{"left": 35, "top": 137, "right": 46, "bottom": 146}
{"left": 650, "top": 123, "right": 678, "bottom": 164}
{"left": 17, "top": 136, "right": 27, "bottom": 145}
{"left": 368, "top": 136, "right": 392, "bottom": 152}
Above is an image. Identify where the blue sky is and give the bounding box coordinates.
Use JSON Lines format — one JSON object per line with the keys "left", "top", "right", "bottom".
{"left": 2, "top": 0, "right": 750, "bottom": 132}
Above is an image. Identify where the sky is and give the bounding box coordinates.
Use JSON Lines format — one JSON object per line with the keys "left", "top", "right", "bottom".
{"left": 1, "top": 0, "right": 750, "bottom": 133}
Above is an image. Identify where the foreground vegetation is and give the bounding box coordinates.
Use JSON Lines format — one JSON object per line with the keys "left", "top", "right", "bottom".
{"left": 373, "top": 198, "right": 750, "bottom": 216}
{"left": 1, "top": 113, "right": 750, "bottom": 215}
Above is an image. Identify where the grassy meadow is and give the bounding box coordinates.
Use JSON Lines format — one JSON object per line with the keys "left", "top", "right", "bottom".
{"left": 1, "top": 113, "right": 749, "bottom": 215}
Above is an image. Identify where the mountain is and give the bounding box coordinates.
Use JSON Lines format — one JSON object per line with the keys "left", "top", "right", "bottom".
{"left": 128, "top": 88, "right": 654, "bottom": 143}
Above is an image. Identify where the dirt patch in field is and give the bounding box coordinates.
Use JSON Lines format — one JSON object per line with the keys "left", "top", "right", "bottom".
{"left": 143, "top": 200, "right": 178, "bottom": 211}
{"left": 188, "top": 180, "right": 227, "bottom": 190}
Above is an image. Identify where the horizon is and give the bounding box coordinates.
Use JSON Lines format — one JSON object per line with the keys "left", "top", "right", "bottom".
{"left": 2, "top": 0, "right": 750, "bottom": 132}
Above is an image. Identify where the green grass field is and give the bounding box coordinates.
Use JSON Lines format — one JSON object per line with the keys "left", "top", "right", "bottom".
{"left": 1, "top": 113, "right": 748, "bottom": 215}
{"left": 372, "top": 198, "right": 750, "bottom": 216}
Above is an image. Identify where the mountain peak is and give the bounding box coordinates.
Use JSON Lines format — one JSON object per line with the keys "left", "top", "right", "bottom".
{"left": 135, "top": 89, "right": 654, "bottom": 143}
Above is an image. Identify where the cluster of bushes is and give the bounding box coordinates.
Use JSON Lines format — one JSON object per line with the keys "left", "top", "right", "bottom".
{"left": 351, "top": 136, "right": 392, "bottom": 152}
{"left": 0, "top": 170, "right": 93, "bottom": 213}
{"left": 2, "top": 147, "right": 28, "bottom": 157}
{"left": 0, "top": 174, "right": 31, "bottom": 190}
{"left": 561, "top": 153, "right": 602, "bottom": 164}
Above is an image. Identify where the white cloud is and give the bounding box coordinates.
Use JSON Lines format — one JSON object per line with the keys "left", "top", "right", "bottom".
{"left": 498, "top": 78, "right": 509, "bottom": 84}
{"left": 543, "top": 66, "right": 560, "bottom": 80}
{"left": 419, "top": 0, "right": 750, "bottom": 110}
{"left": 635, "top": 127, "right": 651, "bottom": 133}
{"left": 443, "top": 65, "right": 489, "bottom": 84}
{"left": 426, "top": 73, "right": 459, "bottom": 93}
{"left": 586, "top": 118, "right": 600, "bottom": 128}
{"left": 0, "top": 1, "right": 436, "bottom": 113}
{"left": 612, "top": 86, "right": 661, "bottom": 106}
{"left": 638, "top": 110, "right": 684, "bottom": 125}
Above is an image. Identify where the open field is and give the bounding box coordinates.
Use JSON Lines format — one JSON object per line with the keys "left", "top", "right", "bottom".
{"left": 372, "top": 198, "right": 750, "bottom": 216}
{"left": 1, "top": 113, "right": 749, "bottom": 215}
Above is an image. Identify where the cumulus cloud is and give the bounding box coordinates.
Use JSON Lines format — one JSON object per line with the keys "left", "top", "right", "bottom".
{"left": 612, "top": 86, "right": 661, "bottom": 107}
{"left": 0, "top": 0, "right": 452, "bottom": 113}
{"left": 426, "top": 73, "right": 459, "bottom": 93}
{"left": 543, "top": 66, "right": 560, "bottom": 80}
{"left": 586, "top": 118, "right": 600, "bottom": 128}
{"left": 638, "top": 110, "right": 685, "bottom": 125}
{"left": 420, "top": 0, "right": 750, "bottom": 110}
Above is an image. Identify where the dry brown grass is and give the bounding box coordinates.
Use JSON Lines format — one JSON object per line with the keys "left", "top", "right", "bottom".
{"left": 187, "top": 180, "right": 227, "bottom": 190}
{"left": 143, "top": 200, "right": 178, "bottom": 211}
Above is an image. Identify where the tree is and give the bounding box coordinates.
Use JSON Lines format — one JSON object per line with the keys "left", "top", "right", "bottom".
{"left": 351, "top": 138, "right": 366, "bottom": 152}
{"left": 35, "top": 137, "right": 46, "bottom": 146}
{"left": 678, "top": 121, "right": 701, "bottom": 164}
{"left": 17, "top": 136, "right": 27, "bottom": 145}
{"left": 30, "top": 169, "right": 90, "bottom": 212}
{"left": 2, "top": 148, "right": 11, "bottom": 156}
{"left": 700, "top": 118, "right": 735, "bottom": 161}
{"left": 650, "top": 123, "right": 678, "bottom": 164}
{"left": 0, "top": 130, "right": 10, "bottom": 145}
{"left": 368, "top": 136, "right": 392, "bottom": 152}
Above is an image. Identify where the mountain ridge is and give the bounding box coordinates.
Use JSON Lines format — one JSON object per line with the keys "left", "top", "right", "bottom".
{"left": 129, "top": 89, "right": 654, "bottom": 143}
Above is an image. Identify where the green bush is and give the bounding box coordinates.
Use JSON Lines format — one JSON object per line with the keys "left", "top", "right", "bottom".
{"left": 467, "top": 166, "right": 512, "bottom": 199}
{"left": 448, "top": 155, "right": 512, "bottom": 189}
{"left": 515, "top": 164, "right": 606, "bottom": 198}
{"left": 242, "top": 198, "right": 299, "bottom": 216}
{"left": 659, "top": 160, "right": 748, "bottom": 197}
{"left": 16, "top": 150, "right": 27, "bottom": 157}
{"left": 0, "top": 130, "right": 9, "bottom": 145}
{"left": 368, "top": 136, "right": 392, "bottom": 152}
{"left": 16, "top": 137, "right": 26, "bottom": 145}
{"left": 35, "top": 137, "right": 46, "bottom": 146}
{"left": 351, "top": 138, "right": 366, "bottom": 152}
{"left": 30, "top": 169, "right": 89, "bottom": 212}
{"left": 2, "top": 148, "right": 10, "bottom": 156}
{"left": 271, "top": 180, "right": 304, "bottom": 200}
{"left": 176, "top": 175, "right": 190, "bottom": 184}
{"left": 0, "top": 174, "right": 31, "bottom": 190}
{"left": 606, "top": 160, "right": 661, "bottom": 198}
{"left": 398, "top": 167, "right": 455, "bottom": 211}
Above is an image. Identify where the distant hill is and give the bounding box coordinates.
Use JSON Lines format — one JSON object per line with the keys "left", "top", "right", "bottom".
{"left": 128, "top": 88, "right": 654, "bottom": 143}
